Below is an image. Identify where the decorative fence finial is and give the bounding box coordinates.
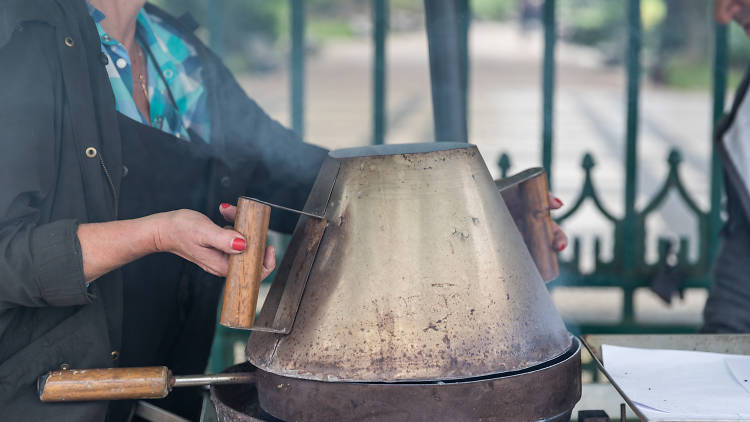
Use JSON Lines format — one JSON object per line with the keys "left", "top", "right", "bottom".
{"left": 498, "top": 153, "right": 511, "bottom": 178}
{"left": 582, "top": 153, "right": 595, "bottom": 172}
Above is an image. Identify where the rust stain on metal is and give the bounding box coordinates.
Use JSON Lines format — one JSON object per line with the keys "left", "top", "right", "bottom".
{"left": 451, "top": 228, "right": 470, "bottom": 240}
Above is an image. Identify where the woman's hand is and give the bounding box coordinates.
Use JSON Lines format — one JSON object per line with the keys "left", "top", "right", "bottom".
{"left": 78, "top": 208, "right": 276, "bottom": 283}
{"left": 152, "top": 208, "right": 276, "bottom": 279}
{"left": 150, "top": 209, "right": 244, "bottom": 277}
{"left": 218, "top": 203, "right": 276, "bottom": 280}
{"left": 549, "top": 193, "right": 568, "bottom": 252}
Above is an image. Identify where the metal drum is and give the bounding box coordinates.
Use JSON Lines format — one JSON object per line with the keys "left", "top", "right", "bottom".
{"left": 212, "top": 337, "right": 581, "bottom": 422}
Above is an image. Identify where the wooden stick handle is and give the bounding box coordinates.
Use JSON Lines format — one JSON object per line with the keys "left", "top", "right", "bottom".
{"left": 499, "top": 170, "right": 559, "bottom": 282}
{"left": 518, "top": 171, "right": 558, "bottom": 281}
{"left": 38, "top": 367, "right": 172, "bottom": 402}
{"left": 220, "top": 197, "right": 272, "bottom": 329}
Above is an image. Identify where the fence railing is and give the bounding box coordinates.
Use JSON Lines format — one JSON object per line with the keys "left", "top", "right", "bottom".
{"left": 526, "top": 0, "right": 726, "bottom": 336}
{"left": 208, "top": 0, "right": 730, "bottom": 372}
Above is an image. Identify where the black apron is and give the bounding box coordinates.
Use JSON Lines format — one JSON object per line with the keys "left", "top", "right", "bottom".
{"left": 110, "top": 113, "right": 223, "bottom": 421}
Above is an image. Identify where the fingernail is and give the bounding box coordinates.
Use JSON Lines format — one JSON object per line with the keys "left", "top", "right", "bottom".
{"left": 557, "top": 243, "right": 566, "bottom": 252}
{"left": 232, "top": 238, "right": 246, "bottom": 251}
{"left": 220, "top": 203, "right": 231, "bottom": 209}
{"left": 554, "top": 198, "right": 563, "bottom": 207}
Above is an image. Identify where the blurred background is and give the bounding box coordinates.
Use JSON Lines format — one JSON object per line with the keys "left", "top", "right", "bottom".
{"left": 151, "top": 0, "right": 745, "bottom": 416}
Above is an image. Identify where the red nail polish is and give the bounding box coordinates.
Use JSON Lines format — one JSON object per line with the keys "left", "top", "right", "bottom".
{"left": 220, "top": 203, "right": 230, "bottom": 209}
{"left": 232, "top": 238, "right": 246, "bottom": 251}
{"left": 557, "top": 243, "right": 566, "bottom": 252}
{"left": 555, "top": 198, "right": 563, "bottom": 207}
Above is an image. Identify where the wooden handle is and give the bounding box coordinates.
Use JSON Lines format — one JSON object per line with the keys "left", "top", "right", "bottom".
{"left": 220, "top": 197, "right": 272, "bottom": 329}
{"left": 38, "top": 367, "right": 172, "bottom": 402}
{"left": 499, "top": 170, "right": 559, "bottom": 282}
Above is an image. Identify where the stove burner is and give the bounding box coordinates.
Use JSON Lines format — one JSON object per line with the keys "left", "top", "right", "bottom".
{"left": 211, "top": 338, "right": 581, "bottom": 422}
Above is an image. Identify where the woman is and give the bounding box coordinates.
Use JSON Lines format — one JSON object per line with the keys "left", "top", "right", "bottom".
{"left": 0, "top": 0, "right": 327, "bottom": 420}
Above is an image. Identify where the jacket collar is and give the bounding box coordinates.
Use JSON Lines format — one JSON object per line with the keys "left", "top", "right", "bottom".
{"left": 0, "top": 0, "right": 68, "bottom": 48}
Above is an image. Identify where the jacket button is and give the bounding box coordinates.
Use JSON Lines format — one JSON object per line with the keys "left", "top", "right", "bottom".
{"left": 122, "top": 165, "right": 129, "bottom": 178}
{"left": 111, "top": 350, "right": 120, "bottom": 361}
{"left": 64, "top": 37, "right": 74, "bottom": 47}
{"left": 220, "top": 176, "right": 231, "bottom": 188}
{"left": 59, "top": 362, "right": 71, "bottom": 371}
{"left": 85, "top": 147, "right": 98, "bottom": 158}
{"left": 99, "top": 52, "right": 109, "bottom": 65}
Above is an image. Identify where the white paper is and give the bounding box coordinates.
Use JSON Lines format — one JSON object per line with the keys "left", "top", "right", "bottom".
{"left": 727, "top": 358, "right": 750, "bottom": 395}
{"left": 602, "top": 344, "right": 750, "bottom": 421}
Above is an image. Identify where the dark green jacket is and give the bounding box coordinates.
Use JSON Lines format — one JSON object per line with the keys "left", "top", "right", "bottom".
{"left": 0, "top": 0, "right": 326, "bottom": 420}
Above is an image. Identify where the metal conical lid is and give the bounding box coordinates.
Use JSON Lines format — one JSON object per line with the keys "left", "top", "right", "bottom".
{"left": 247, "top": 143, "right": 571, "bottom": 382}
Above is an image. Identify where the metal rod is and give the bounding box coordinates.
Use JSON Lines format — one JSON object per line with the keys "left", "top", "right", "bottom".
{"left": 424, "top": 0, "right": 468, "bottom": 142}
{"left": 709, "top": 17, "right": 728, "bottom": 266}
{"left": 580, "top": 338, "right": 649, "bottom": 422}
{"left": 241, "top": 197, "right": 326, "bottom": 221}
{"left": 622, "top": 0, "right": 641, "bottom": 280}
{"left": 624, "top": 0, "right": 641, "bottom": 220}
{"left": 247, "top": 325, "right": 288, "bottom": 334}
{"left": 457, "top": 0, "right": 471, "bottom": 139}
{"left": 173, "top": 372, "right": 255, "bottom": 388}
{"left": 495, "top": 167, "right": 545, "bottom": 191}
{"left": 290, "top": 0, "right": 306, "bottom": 136}
{"left": 542, "top": 0, "right": 556, "bottom": 190}
{"left": 372, "top": 0, "right": 388, "bottom": 145}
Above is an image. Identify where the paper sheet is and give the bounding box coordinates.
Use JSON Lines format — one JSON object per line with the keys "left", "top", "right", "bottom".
{"left": 602, "top": 344, "right": 750, "bottom": 421}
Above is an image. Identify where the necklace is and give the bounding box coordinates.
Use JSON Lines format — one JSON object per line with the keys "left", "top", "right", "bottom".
{"left": 133, "top": 45, "right": 148, "bottom": 100}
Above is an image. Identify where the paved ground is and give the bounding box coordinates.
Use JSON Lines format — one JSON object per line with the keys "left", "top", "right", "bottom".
{"left": 239, "top": 21, "right": 718, "bottom": 331}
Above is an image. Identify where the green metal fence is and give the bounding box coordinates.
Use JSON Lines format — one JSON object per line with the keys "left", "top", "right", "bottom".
{"left": 208, "top": 0, "right": 730, "bottom": 372}
{"left": 532, "top": 0, "right": 727, "bottom": 336}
